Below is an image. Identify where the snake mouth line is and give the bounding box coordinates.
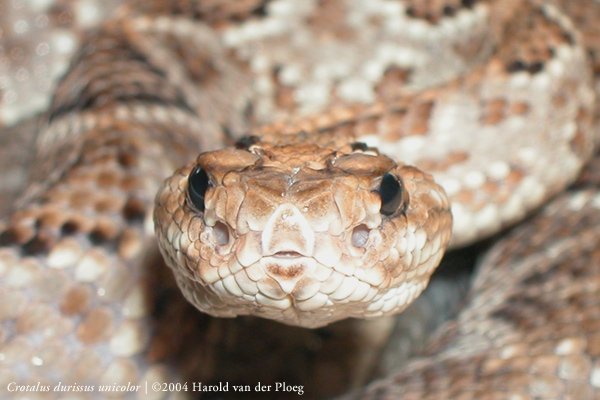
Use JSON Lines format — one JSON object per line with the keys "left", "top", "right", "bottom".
{"left": 270, "top": 251, "right": 304, "bottom": 258}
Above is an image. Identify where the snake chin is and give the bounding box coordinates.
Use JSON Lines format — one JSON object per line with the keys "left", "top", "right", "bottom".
{"left": 169, "top": 249, "right": 435, "bottom": 329}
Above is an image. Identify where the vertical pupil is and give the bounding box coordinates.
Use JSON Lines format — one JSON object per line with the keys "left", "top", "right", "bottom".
{"left": 379, "top": 173, "right": 403, "bottom": 216}
{"left": 188, "top": 166, "right": 210, "bottom": 212}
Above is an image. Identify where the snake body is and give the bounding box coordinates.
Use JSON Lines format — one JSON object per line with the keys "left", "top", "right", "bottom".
{"left": 1, "top": 0, "right": 600, "bottom": 398}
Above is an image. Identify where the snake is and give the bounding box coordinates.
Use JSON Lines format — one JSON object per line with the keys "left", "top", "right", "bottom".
{"left": 1, "top": 0, "right": 600, "bottom": 398}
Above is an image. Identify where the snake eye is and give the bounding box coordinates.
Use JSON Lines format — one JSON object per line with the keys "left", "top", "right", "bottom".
{"left": 378, "top": 173, "right": 407, "bottom": 216}
{"left": 188, "top": 166, "right": 210, "bottom": 212}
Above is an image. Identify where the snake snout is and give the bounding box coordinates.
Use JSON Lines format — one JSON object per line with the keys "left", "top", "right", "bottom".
{"left": 261, "top": 203, "right": 315, "bottom": 258}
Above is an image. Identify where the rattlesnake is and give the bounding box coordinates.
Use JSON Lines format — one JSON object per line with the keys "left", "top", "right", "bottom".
{"left": 1, "top": 0, "right": 600, "bottom": 399}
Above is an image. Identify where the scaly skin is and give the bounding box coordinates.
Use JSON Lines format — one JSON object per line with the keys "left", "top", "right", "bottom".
{"left": 0, "top": 0, "right": 599, "bottom": 399}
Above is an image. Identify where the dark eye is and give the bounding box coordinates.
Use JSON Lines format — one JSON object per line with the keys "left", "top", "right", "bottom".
{"left": 378, "top": 173, "right": 406, "bottom": 216}
{"left": 188, "top": 166, "right": 210, "bottom": 212}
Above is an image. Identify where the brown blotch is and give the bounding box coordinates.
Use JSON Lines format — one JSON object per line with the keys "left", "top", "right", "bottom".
{"left": 88, "top": 220, "right": 118, "bottom": 245}
{"left": 60, "top": 214, "right": 91, "bottom": 235}
{"left": 552, "top": 94, "right": 567, "bottom": 108}
{"left": 47, "top": 4, "right": 74, "bottom": 27}
{"left": 490, "top": 186, "right": 511, "bottom": 205}
{"left": 588, "top": 334, "right": 600, "bottom": 357}
{"left": 505, "top": 168, "right": 525, "bottom": 186}
{"left": 509, "top": 101, "right": 530, "bottom": 116}
{"left": 452, "top": 31, "right": 488, "bottom": 62}
{"left": 70, "top": 190, "right": 93, "bottom": 210}
{"left": 120, "top": 175, "right": 142, "bottom": 191}
{"left": 570, "top": 107, "right": 592, "bottom": 158}
{"left": 317, "top": 124, "right": 336, "bottom": 137}
{"left": 88, "top": 229, "right": 111, "bottom": 245}
{"left": 576, "top": 106, "right": 591, "bottom": 124}
{"left": 35, "top": 210, "right": 65, "bottom": 230}
{"left": 123, "top": 197, "right": 147, "bottom": 222}
{"left": 570, "top": 128, "right": 589, "bottom": 159}
{"left": 375, "top": 67, "right": 412, "bottom": 102}
{"left": 593, "top": 55, "right": 600, "bottom": 76}
{"left": 274, "top": 84, "right": 296, "bottom": 110}
{"left": 250, "top": 2, "right": 269, "bottom": 17}
{"left": 506, "top": 59, "right": 525, "bottom": 73}
{"left": 481, "top": 99, "right": 507, "bottom": 125}
{"left": 408, "top": 101, "right": 435, "bottom": 136}
{"left": 96, "top": 170, "right": 118, "bottom": 188}
{"left": 272, "top": 66, "right": 297, "bottom": 110}
{"left": 562, "top": 31, "right": 575, "bottom": 46}
{"left": 480, "top": 181, "right": 500, "bottom": 195}
{"left": 77, "top": 307, "right": 115, "bottom": 344}
{"left": 174, "top": 40, "right": 220, "bottom": 85}
{"left": 402, "top": 0, "right": 472, "bottom": 24}
{"left": 266, "top": 263, "right": 305, "bottom": 279}
{"left": 332, "top": 120, "right": 358, "bottom": 138}
{"left": 355, "top": 115, "right": 380, "bottom": 137}
{"left": 61, "top": 285, "right": 92, "bottom": 315}
{"left": 22, "top": 232, "right": 55, "bottom": 256}
{"left": 118, "top": 228, "right": 142, "bottom": 260}
{"left": 442, "top": 5, "right": 456, "bottom": 17}
{"left": 0, "top": 228, "right": 28, "bottom": 246}
{"left": 368, "top": 14, "right": 384, "bottom": 27}
{"left": 94, "top": 195, "right": 120, "bottom": 213}
{"left": 381, "top": 108, "right": 408, "bottom": 142}
{"left": 582, "top": 319, "right": 600, "bottom": 334}
{"left": 306, "top": 0, "right": 354, "bottom": 40}
{"left": 527, "top": 61, "right": 544, "bottom": 74}
{"left": 60, "top": 221, "right": 79, "bottom": 235}
{"left": 453, "top": 190, "right": 474, "bottom": 204}
{"left": 194, "top": 0, "right": 270, "bottom": 23}
{"left": 117, "top": 151, "right": 138, "bottom": 168}
{"left": 506, "top": 59, "right": 545, "bottom": 74}
{"left": 405, "top": 6, "right": 417, "bottom": 18}
{"left": 416, "top": 151, "right": 469, "bottom": 172}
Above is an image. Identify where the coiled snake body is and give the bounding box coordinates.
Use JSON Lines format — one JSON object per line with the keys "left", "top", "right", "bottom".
{"left": 1, "top": 0, "right": 600, "bottom": 398}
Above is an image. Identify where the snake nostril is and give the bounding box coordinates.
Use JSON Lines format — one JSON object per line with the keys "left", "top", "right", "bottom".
{"left": 214, "top": 221, "right": 229, "bottom": 246}
{"left": 351, "top": 224, "right": 370, "bottom": 248}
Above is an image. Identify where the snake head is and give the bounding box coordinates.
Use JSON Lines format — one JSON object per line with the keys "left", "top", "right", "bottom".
{"left": 154, "top": 138, "right": 452, "bottom": 328}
